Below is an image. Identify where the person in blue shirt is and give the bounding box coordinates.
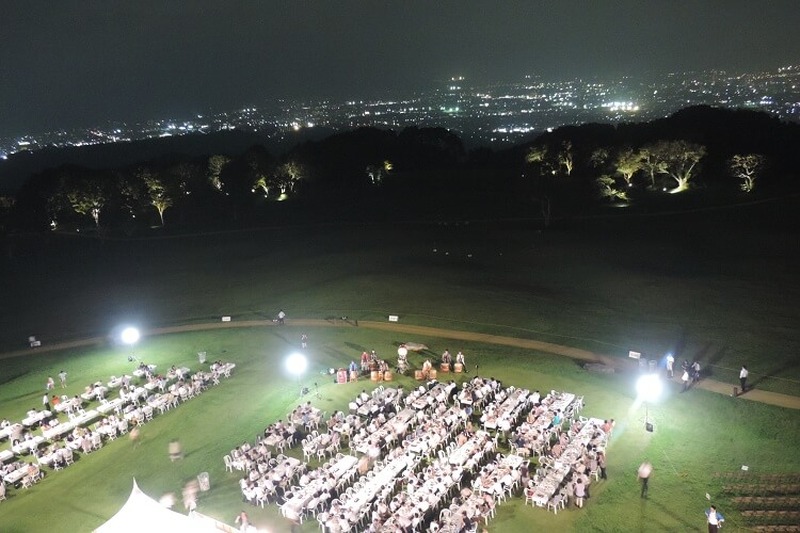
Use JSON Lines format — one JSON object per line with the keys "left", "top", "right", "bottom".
{"left": 705, "top": 505, "right": 725, "bottom": 532}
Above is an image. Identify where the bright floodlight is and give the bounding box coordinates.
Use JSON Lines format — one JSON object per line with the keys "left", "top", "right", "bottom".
{"left": 285, "top": 352, "right": 308, "bottom": 376}
{"left": 636, "top": 373, "right": 663, "bottom": 403}
{"left": 121, "top": 327, "right": 140, "bottom": 346}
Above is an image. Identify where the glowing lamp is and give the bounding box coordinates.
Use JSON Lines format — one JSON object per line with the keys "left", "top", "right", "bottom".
{"left": 285, "top": 353, "right": 308, "bottom": 376}
{"left": 636, "top": 374, "right": 663, "bottom": 403}
{"left": 121, "top": 327, "right": 140, "bottom": 346}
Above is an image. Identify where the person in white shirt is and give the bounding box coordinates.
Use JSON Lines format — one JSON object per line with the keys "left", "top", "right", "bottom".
{"left": 739, "top": 365, "right": 749, "bottom": 393}
{"left": 705, "top": 505, "right": 724, "bottom": 533}
{"left": 665, "top": 353, "right": 675, "bottom": 378}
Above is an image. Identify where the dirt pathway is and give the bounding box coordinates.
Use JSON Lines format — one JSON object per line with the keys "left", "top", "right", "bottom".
{"left": 5, "top": 319, "right": 798, "bottom": 410}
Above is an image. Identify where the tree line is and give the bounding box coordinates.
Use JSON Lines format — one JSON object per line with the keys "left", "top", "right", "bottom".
{"left": 2, "top": 106, "right": 798, "bottom": 233}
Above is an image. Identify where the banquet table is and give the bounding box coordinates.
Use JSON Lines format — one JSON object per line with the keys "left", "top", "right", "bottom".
{"left": 12, "top": 436, "right": 45, "bottom": 454}
{"left": 97, "top": 398, "right": 126, "bottom": 414}
{"left": 22, "top": 410, "right": 52, "bottom": 427}
{"left": 338, "top": 454, "right": 412, "bottom": 528}
{"left": 3, "top": 464, "right": 30, "bottom": 484}
{"left": 81, "top": 387, "right": 107, "bottom": 401}
{"left": 0, "top": 424, "right": 22, "bottom": 440}
{"left": 0, "top": 449, "right": 14, "bottom": 463}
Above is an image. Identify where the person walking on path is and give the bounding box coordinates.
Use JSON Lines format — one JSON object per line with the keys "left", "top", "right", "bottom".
{"left": 277, "top": 310, "right": 286, "bottom": 325}
{"left": 705, "top": 505, "right": 725, "bottom": 532}
{"left": 665, "top": 353, "right": 675, "bottom": 378}
{"left": 638, "top": 461, "right": 652, "bottom": 498}
{"left": 301, "top": 333, "right": 308, "bottom": 349}
{"left": 739, "top": 365, "right": 749, "bottom": 394}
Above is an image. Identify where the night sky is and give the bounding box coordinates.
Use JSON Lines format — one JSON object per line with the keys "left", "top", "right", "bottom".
{"left": 2, "top": 1, "right": 800, "bottom": 137}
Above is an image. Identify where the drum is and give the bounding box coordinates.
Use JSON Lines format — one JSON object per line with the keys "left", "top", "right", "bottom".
{"left": 429, "top": 369, "right": 438, "bottom": 380}
{"left": 349, "top": 370, "right": 358, "bottom": 382}
{"left": 414, "top": 370, "right": 424, "bottom": 381}
{"left": 371, "top": 371, "right": 379, "bottom": 381}
{"left": 440, "top": 363, "right": 451, "bottom": 373}
{"left": 455, "top": 363, "right": 464, "bottom": 373}
{"left": 383, "top": 370, "right": 393, "bottom": 382}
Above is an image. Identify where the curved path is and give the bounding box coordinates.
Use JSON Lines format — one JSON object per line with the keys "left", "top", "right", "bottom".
{"left": 4, "top": 319, "right": 799, "bottom": 410}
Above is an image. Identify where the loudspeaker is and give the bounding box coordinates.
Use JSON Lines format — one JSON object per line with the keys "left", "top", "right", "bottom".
{"left": 645, "top": 422, "right": 654, "bottom": 432}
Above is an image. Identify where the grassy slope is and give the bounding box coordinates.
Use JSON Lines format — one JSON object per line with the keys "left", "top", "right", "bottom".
{"left": 1, "top": 328, "right": 799, "bottom": 532}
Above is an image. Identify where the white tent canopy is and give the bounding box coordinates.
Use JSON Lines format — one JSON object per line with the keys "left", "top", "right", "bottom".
{"left": 93, "top": 479, "right": 221, "bottom": 533}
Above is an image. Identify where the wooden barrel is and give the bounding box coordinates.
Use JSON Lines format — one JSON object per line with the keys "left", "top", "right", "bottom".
{"left": 383, "top": 370, "right": 393, "bottom": 382}
{"left": 370, "top": 370, "right": 379, "bottom": 381}
{"left": 414, "top": 370, "right": 424, "bottom": 381}
{"left": 349, "top": 370, "right": 358, "bottom": 382}
{"left": 429, "top": 369, "right": 438, "bottom": 380}
{"left": 440, "top": 363, "right": 451, "bottom": 373}
{"left": 455, "top": 362, "right": 464, "bottom": 373}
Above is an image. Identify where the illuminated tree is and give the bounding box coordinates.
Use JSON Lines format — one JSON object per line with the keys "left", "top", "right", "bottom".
{"left": 66, "top": 178, "right": 106, "bottom": 226}
{"left": 525, "top": 145, "right": 557, "bottom": 176}
{"left": 614, "top": 147, "right": 644, "bottom": 187}
{"left": 638, "top": 146, "right": 667, "bottom": 188}
{"left": 207, "top": 155, "right": 231, "bottom": 192}
{"left": 253, "top": 174, "right": 272, "bottom": 197}
{"left": 141, "top": 171, "right": 173, "bottom": 226}
{"left": 729, "top": 153, "right": 764, "bottom": 193}
{"left": 366, "top": 160, "right": 393, "bottom": 185}
{"left": 641, "top": 140, "right": 705, "bottom": 193}
{"left": 596, "top": 175, "right": 630, "bottom": 202}
{"left": 558, "top": 141, "right": 574, "bottom": 176}
{"left": 276, "top": 161, "right": 305, "bottom": 195}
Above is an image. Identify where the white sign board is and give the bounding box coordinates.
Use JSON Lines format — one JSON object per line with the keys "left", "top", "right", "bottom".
{"left": 628, "top": 351, "right": 641, "bottom": 359}
{"left": 221, "top": 316, "right": 231, "bottom": 322}
{"left": 388, "top": 315, "right": 399, "bottom": 322}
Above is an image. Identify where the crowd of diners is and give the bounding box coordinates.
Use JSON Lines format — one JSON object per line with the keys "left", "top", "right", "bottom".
{"left": 227, "top": 375, "right": 610, "bottom": 532}
{"left": 0, "top": 360, "right": 235, "bottom": 497}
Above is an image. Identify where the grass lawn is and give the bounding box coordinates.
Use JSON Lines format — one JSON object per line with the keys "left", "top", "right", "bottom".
{"left": 1, "top": 326, "right": 799, "bottom": 532}
{"left": 1, "top": 201, "right": 798, "bottom": 531}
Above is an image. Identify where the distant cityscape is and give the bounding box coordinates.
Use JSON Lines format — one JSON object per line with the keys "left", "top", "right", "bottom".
{"left": 3, "top": 65, "right": 800, "bottom": 158}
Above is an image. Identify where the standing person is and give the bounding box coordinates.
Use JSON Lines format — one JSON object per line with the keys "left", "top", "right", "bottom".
{"left": 705, "top": 505, "right": 725, "bottom": 532}
{"left": 277, "top": 309, "right": 286, "bottom": 325}
{"left": 129, "top": 426, "right": 141, "bottom": 448}
{"left": 182, "top": 479, "right": 199, "bottom": 512}
{"left": 58, "top": 370, "right": 67, "bottom": 388}
{"left": 739, "top": 365, "right": 749, "bottom": 393}
{"left": 681, "top": 369, "right": 691, "bottom": 392}
{"left": 46, "top": 376, "right": 55, "bottom": 391}
{"left": 234, "top": 510, "right": 250, "bottom": 532}
{"left": 42, "top": 393, "right": 50, "bottom": 411}
{"left": 598, "top": 451, "right": 608, "bottom": 479}
{"left": 300, "top": 333, "right": 308, "bottom": 349}
{"left": 574, "top": 478, "right": 586, "bottom": 508}
{"left": 637, "top": 461, "right": 652, "bottom": 498}
{"left": 665, "top": 353, "right": 675, "bottom": 378}
{"left": 692, "top": 361, "right": 702, "bottom": 383}
{"left": 456, "top": 351, "right": 466, "bottom": 372}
